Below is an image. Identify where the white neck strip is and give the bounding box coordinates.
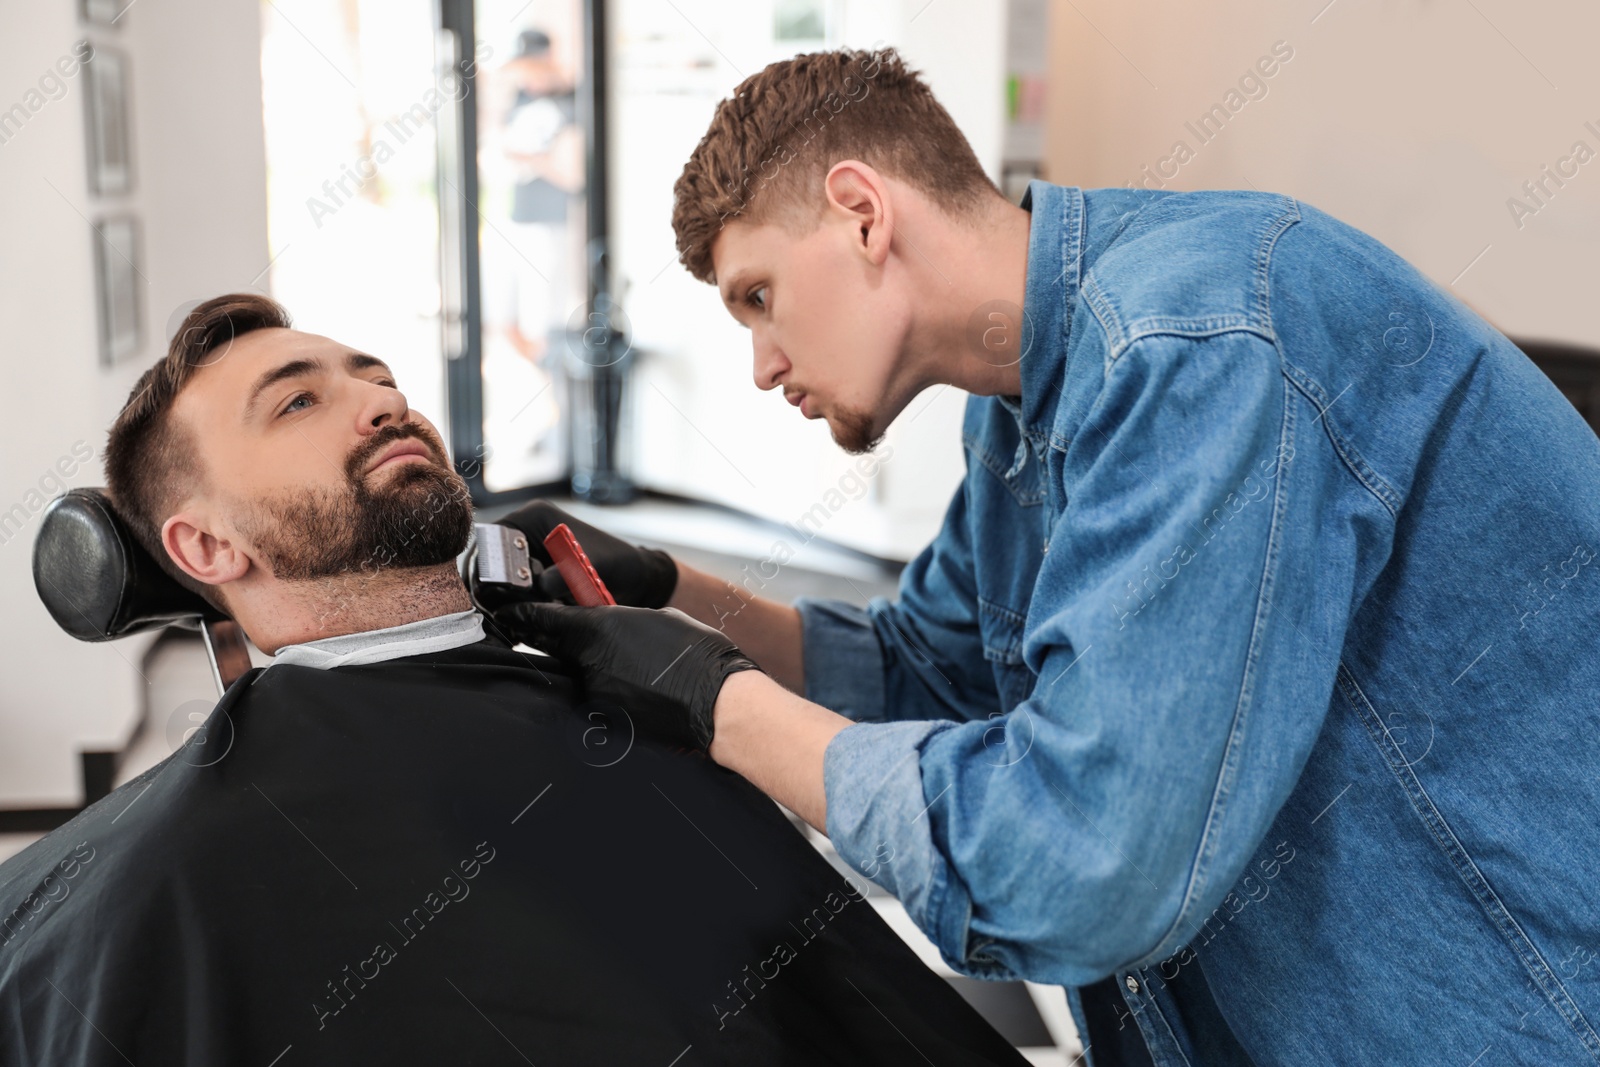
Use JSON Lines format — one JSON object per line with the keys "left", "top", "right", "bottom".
{"left": 269, "top": 608, "right": 486, "bottom": 671}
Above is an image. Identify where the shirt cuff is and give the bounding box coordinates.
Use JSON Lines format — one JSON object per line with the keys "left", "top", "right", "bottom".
{"left": 794, "top": 595, "right": 889, "bottom": 722}
{"left": 821, "top": 718, "right": 1010, "bottom": 982}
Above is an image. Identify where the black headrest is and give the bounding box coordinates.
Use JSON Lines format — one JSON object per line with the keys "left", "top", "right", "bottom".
{"left": 32, "top": 488, "right": 218, "bottom": 642}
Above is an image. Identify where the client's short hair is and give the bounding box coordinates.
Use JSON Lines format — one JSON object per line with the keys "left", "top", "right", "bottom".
{"left": 103, "top": 293, "right": 293, "bottom": 615}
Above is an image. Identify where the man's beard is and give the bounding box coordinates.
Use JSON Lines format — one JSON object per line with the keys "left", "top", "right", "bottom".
{"left": 828, "top": 404, "right": 885, "bottom": 456}
{"left": 239, "top": 428, "right": 474, "bottom": 582}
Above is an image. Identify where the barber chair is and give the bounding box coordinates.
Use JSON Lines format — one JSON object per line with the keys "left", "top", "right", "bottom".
{"left": 31, "top": 488, "right": 253, "bottom": 700}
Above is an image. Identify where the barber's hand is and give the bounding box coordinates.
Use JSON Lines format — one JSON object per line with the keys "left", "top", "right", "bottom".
{"left": 495, "top": 499, "right": 678, "bottom": 608}
{"left": 492, "top": 602, "right": 760, "bottom": 751}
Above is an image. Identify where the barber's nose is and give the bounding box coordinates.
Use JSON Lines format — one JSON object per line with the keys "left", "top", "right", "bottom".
{"left": 752, "top": 333, "right": 789, "bottom": 392}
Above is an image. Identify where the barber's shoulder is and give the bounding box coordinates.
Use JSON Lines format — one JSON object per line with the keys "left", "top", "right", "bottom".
{"left": 1083, "top": 189, "right": 1300, "bottom": 348}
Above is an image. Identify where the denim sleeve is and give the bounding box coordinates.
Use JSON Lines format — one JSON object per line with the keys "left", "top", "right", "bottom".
{"left": 825, "top": 330, "right": 1351, "bottom": 987}
{"left": 795, "top": 473, "right": 1004, "bottom": 725}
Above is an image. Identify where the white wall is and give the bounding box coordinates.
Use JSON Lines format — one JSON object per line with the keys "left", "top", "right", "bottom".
{"left": 610, "top": 0, "right": 1007, "bottom": 561}
{"left": 0, "top": 0, "right": 268, "bottom": 806}
{"left": 1043, "top": 0, "right": 1600, "bottom": 348}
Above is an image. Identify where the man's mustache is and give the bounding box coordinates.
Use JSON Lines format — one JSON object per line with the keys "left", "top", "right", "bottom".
{"left": 350, "top": 425, "right": 447, "bottom": 480}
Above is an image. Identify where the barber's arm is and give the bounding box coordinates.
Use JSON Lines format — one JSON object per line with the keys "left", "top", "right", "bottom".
{"left": 664, "top": 469, "right": 1006, "bottom": 724}
{"left": 664, "top": 562, "right": 805, "bottom": 694}
{"left": 662, "top": 469, "right": 1004, "bottom": 722}
{"left": 790, "top": 473, "right": 1005, "bottom": 726}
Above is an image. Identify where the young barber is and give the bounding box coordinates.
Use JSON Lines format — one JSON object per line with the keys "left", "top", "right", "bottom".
{"left": 494, "top": 47, "right": 1600, "bottom": 1065}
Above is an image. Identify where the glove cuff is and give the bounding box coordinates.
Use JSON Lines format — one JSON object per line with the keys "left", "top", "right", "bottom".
{"left": 687, "top": 651, "right": 762, "bottom": 751}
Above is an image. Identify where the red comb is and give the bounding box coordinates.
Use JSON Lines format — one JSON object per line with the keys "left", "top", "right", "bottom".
{"left": 543, "top": 524, "right": 617, "bottom": 607}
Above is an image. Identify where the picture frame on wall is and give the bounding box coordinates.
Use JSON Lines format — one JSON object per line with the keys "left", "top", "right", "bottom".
{"left": 93, "top": 216, "right": 142, "bottom": 366}
{"left": 83, "top": 45, "right": 133, "bottom": 195}
{"left": 80, "top": 0, "right": 129, "bottom": 26}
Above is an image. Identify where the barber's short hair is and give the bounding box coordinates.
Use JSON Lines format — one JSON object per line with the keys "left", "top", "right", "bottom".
{"left": 671, "top": 46, "right": 1001, "bottom": 285}
{"left": 103, "top": 293, "right": 292, "bottom": 615}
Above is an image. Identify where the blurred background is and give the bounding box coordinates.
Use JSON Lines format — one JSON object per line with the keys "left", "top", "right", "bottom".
{"left": 2, "top": 0, "right": 1597, "bottom": 1059}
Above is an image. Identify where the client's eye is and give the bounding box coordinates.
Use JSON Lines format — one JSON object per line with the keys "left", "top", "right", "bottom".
{"left": 280, "top": 392, "right": 314, "bottom": 416}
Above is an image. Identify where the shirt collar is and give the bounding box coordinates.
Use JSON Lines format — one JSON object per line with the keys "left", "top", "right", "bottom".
{"left": 269, "top": 607, "right": 487, "bottom": 671}
{"left": 1012, "top": 180, "right": 1170, "bottom": 442}
{"left": 1014, "top": 179, "right": 1083, "bottom": 441}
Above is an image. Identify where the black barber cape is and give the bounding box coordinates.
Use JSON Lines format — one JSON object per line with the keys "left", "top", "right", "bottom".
{"left": 0, "top": 634, "right": 1027, "bottom": 1066}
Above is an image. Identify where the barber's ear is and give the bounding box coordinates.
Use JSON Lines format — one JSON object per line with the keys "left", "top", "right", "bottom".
{"left": 823, "top": 160, "right": 893, "bottom": 267}
{"left": 162, "top": 512, "right": 251, "bottom": 590}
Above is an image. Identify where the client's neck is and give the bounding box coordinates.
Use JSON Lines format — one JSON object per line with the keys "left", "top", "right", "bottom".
{"left": 247, "top": 562, "right": 474, "bottom": 654}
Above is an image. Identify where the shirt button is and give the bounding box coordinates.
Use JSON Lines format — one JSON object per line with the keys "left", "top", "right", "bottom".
{"left": 1125, "top": 975, "right": 1140, "bottom": 994}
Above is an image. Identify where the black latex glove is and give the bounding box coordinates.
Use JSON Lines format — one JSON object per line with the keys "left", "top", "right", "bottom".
{"left": 494, "top": 499, "right": 678, "bottom": 607}
{"left": 491, "top": 602, "right": 761, "bottom": 751}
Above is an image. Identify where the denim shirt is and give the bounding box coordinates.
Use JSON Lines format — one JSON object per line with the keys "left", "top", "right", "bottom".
{"left": 799, "top": 179, "right": 1600, "bottom": 1065}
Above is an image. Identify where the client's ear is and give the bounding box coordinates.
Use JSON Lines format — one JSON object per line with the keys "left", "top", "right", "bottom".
{"left": 162, "top": 511, "right": 251, "bottom": 591}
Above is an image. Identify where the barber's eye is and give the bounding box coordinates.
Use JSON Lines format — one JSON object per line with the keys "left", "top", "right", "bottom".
{"left": 747, "top": 287, "right": 768, "bottom": 311}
